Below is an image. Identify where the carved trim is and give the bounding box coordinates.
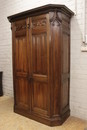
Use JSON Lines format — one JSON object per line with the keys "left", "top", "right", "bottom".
{"left": 15, "top": 24, "right": 30, "bottom": 31}
{"left": 32, "top": 19, "right": 46, "bottom": 28}
{"left": 15, "top": 24, "right": 26, "bottom": 31}
{"left": 50, "top": 10, "right": 62, "bottom": 26}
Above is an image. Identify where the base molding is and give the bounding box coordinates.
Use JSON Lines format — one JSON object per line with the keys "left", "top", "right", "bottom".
{"left": 14, "top": 107, "right": 70, "bottom": 126}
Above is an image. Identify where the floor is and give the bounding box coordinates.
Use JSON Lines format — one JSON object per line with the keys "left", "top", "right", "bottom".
{"left": 0, "top": 96, "right": 87, "bottom": 130}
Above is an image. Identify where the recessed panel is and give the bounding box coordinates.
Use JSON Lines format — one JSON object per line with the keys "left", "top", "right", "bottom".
{"left": 32, "top": 81, "right": 48, "bottom": 114}
{"left": 15, "top": 37, "right": 28, "bottom": 73}
{"left": 32, "top": 33, "right": 47, "bottom": 75}
{"left": 62, "top": 33, "right": 69, "bottom": 73}
{"left": 15, "top": 78, "right": 29, "bottom": 110}
{"left": 62, "top": 80, "right": 69, "bottom": 108}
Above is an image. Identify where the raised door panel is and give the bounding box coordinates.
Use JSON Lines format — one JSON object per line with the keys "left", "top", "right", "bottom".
{"left": 30, "top": 14, "right": 50, "bottom": 116}
{"left": 32, "top": 34, "right": 47, "bottom": 75}
{"left": 15, "top": 38, "right": 28, "bottom": 75}
{"left": 13, "top": 19, "right": 30, "bottom": 110}
{"left": 15, "top": 78, "right": 29, "bottom": 110}
{"left": 14, "top": 19, "right": 29, "bottom": 76}
{"left": 32, "top": 81, "right": 48, "bottom": 115}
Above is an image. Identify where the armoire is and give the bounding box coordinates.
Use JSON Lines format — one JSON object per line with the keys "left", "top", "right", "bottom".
{"left": 8, "top": 4, "right": 74, "bottom": 126}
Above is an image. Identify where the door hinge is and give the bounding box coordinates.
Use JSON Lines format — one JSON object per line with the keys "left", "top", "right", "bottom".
{"left": 28, "top": 76, "right": 33, "bottom": 82}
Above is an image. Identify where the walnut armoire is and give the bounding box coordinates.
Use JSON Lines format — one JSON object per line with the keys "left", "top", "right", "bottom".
{"left": 8, "top": 4, "right": 74, "bottom": 126}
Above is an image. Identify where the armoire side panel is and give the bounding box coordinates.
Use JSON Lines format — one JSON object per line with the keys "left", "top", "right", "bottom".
{"left": 62, "top": 33, "right": 70, "bottom": 109}
{"left": 49, "top": 12, "right": 62, "bottom": 116}
{"left": 61, "top": 14, "right": 70, "bottom": 113}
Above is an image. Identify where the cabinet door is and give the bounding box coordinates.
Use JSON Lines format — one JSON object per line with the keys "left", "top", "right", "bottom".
{"left": 12, "top": 19, "right": 30, "bottom": 110}
{"left": 30, "top": 14, "right": 50, "bottom": 116}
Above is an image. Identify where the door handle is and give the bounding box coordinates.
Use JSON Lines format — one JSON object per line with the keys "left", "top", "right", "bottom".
{"left": 28, "top": 76, "right": 33, "bottom": 81}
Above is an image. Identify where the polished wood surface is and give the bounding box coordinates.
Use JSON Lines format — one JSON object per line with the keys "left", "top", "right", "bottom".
{"left": 8, "top": 4, "right": 74, "bottom": 126}
{"left": 12, "top": 19, "right": 30, "bottom": 111}
{"left": 30, "top": 14, "right": 50, "bottom": 116}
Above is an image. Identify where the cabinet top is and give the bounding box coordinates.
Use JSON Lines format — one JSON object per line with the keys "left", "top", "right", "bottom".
{"left": 7, "top": 4, "right": 74, "bottom": 22}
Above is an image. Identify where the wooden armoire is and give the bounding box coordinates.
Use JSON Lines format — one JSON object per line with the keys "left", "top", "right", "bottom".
{"left": 8, "top": 4, "right": 74, "bottom": 126}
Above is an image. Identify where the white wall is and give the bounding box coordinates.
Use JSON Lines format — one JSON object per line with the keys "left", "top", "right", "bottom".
{"left": 0, "top": 0, "right": 87, "bottom": 120}
{"left": 70, "top": 0, "right": 87, "bottom": 120}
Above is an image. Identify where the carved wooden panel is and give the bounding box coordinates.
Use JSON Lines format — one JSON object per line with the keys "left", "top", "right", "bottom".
{"left": 13, "top": 19, "right": 30, "bottom": 111}
{"left": 16, "top": 24, "right": 26, "bottom": 31}
{"left": 32, "top": 34, "right": 47, "bottom": 75}
{"left": 32, "top": 81, "right": 48, "bottom": 115}
{"left": 30, "top": 14, "right": 49, "bottom": 116}
{"left": 15, "top": 78, "right": 30, "bottom": 110}
{"left": 50, "top": 10, "right": 62, "bottom": 26}
{"left": 32, "top": 18, "right": 46, "bottom": 28}
{"left": 15, "top": 37, "right": 28, "bottom": 75}
{"left": 15, "top": 19, "right": 28, "bottom": 37}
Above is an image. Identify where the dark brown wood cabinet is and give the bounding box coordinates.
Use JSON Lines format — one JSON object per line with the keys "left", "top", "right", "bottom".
{"left": 8, "top": 4, "right": 74, "bottom": 126}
